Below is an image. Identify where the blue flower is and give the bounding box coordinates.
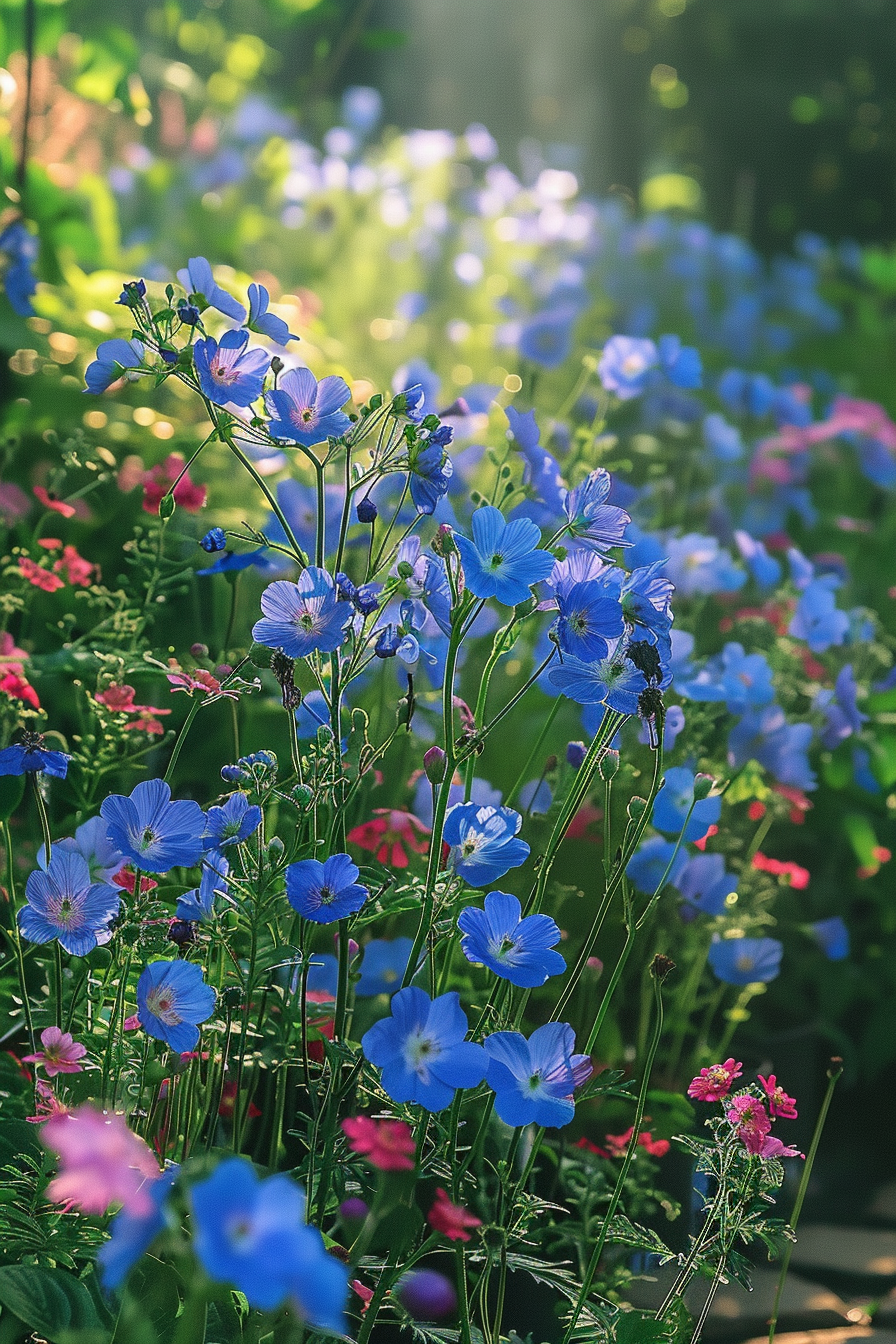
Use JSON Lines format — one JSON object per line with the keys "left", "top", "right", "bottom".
{"left": 717, "top": 369, "right": 776, "bottom": 418}
{"left": 245, "top": 283, "right": 298, "bottom": 346}
{"left": 626, "top": 836, "right": 689, "bottom": 895}
{"left": 457, "top": 891, "right": 565, "bottom": 988}
{"left": 555, "top": 579, "right": 625, "bottom": 662}
{"left": 506, "top": 405, "right": 566, "bottom": 528}
{"left": 176, "top": 852, "right": 229, "bottom": 922}
{"left": 84, "top": 338, "right": 145, "bottom": 394}
{"left": 483, "top": 1022, "right": 592, "bottom": 1128}
{"left": 657, "top": 333, "right": 702, "bottom": 389}
{"left": 190, "top": 1157, "right": 347, "bottom": 1328}
{"left": 40, "top": 815, "right": 125, "bottom": 884}
{"left": 203, "top": 793, "right": 262, "bottom": 849}
{"left": 598, "top": 336, "right": 658, "bottom": 399}
{"left": 733, "top": 531, "right": 781, "bottom": 588}
{"left": 728, "top": 706, "right": 816, "bottom": 791}
{"left": 286, "top": 853, "right": 368, "bottom": 924}
{"left": 361, "top": 986, "right": 487, "bottom": 1112}
{"left": 652, "top": 767, "right": 721, "bottom": 841}
{"left": 0, "top": 221, "right": 39, "bottom": 315}
{"left": 518, "top": 309, "right": 576, "bottom": 368}
{"left": 252, "top": 568, "right": 352, "bottom": 659}
{"left": 265, "top": 367, "right": 352, "bottom": 446}
{"left": 638, "top": 703, "right": 685, "bottom": 751}
{"left": 717, "top": 643, "right": 776, "bottom": 714}
{"left": 788, "top": 578, "right": 850, "bottom": 652}
{"left": 562, "top": 470, "right": 631, "bottom": 553}
{"left": 98, "top": 1168, "right": 178, "bottom": 1290}
{"left": 194, "top": 329, "right": 269, "bottom": 409}
{"left": 176, "top": 256, "right": 246, "bottom": 321}
{"left": 674, "top": 853, "right": 737, "bottom": 918}
{"left": 708, "top": 937, "right": 782, "bottom": 986}
{"left": 443, "top": 803, "right": 530, "bottom": 887}
{"left": 454, "top": 506, "right": 554, "bottom": 606}
{"left": 549, "top": 654, "right": 648, "bottom": 715}
{"left": 19, "top": 850, "right": 119, "bottom": 956}
{"left": 663, "top": 534, "right": 745, "bottom": 597}
{"left": 816, "top": 664, "right": 867, "bottom": 749}
{"left": 200, "top": 527, "right": 227, "bottom": 553}
{"left": 0, "top": 735, "right": 69, "bottom": 778}
{"left": 136, "top": 959, "right": 216, "bottom": 1052}
{"left": 356, "top": 937, "right": 415, "bottom": 995}
{"left": 703, "top": 412, "right": 744, "bottom": 462}
{"left": 197, "top": 546, "right": 279, "bottom": 576}
{"left": 101, "top": 779, "right": 206, "bottom": 874}
{"left": 407, "top": 435, "right": 454, "bottom": 515}
{"left": 809, "top": 916, "right": 849, "bottom": 961}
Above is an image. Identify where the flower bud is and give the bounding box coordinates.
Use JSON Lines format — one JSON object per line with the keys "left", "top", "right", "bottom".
{"left": 650, "top": 953, "right": 676, "bottom": 982}
{"left": 190, "top": 642, "right": 209, "bottom": 658}
{"left": 292, "top": 783, "right": 314, "bottom": 808}
{"left": 268, "top": 836, "right": 285, "bottom": 858}
{"left": 397, "top": 560, "right": 415, "bottom": 579}
{"left": 599, "top": 749, "right": 620, "bottom": 781}
{"left": 397, "top": 1269, "right": 457, "bottom": 1321}
{"left": 627, "top": 795, "right": 647, "bottom": 821}
{"left": 693, "top": 773, "right": 716, "bottom": 800}
{"left": 168, "top": 919, "right": 195, "bottom": 947}
{"left": 423, "top": 745, "right": 448, "bottom": 784}
{"left": 270, "top": 355, "right": 284, "bottom": 375}
{"left": 221, "top": 764, "right": 243, "bottom": 783}
{"left": 158, "top": 493, "right": 175, "bottom": 520}
{"left": 339, "top": 1197, "right": 369, "bottom": 1224}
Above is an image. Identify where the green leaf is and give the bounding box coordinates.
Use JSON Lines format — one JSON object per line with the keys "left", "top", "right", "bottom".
{"left": 0, "top": 774, "right": 25, "bottom": 822}
{"left": 0, "top": 1264, "right": 106, "bottom": 1341}
{"left": 613, "top": 1311, "right": 673, "bottom": 1344}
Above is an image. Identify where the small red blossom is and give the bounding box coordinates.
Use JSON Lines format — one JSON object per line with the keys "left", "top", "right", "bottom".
{"left": 113, "top": 868, "right": 157, "bottom": 895}
{"left": 36, "top": 537, "right": 62, "bottom": 550}
{"left": 687, "top": 1058, "right": 743, "bottom": 1103}
{"left": 565, "top": 803, "right": 603, "bottom": 840}
{"left": 693, "top": 824, "right": 719, "bottom": 852}
{"left": 0, "top": 671, "right": 40, "bottom": 709}
{"left": 0, "top": 481, "right": 30, "bottom": 523}
{"left": 123, "top": 706, "right": 172, "bottom": 735}
{"left": 757, "top": 1074, "right": 798, "bottom": 1119}
{"left": 95, "top": 684, "right": 138, "bottom": 711}
{"left": 142, "top": 454, "right": 207, "bottom": 515}
{"left": 428, "top": 1187, "right": 482, "bottom": 1242}
{"left": 0, "top": 631, "right": 28, "bottom": 677}
{"left": 53, "top": 544, "right": 98, "bottom": 587}
{"left": 351, "top": 1280, "right": 376, "bottom": 1314}
{"left": 574, "top": 1136, "right": 611, "bottom": 1158}
{"left": 18, "top": 557, "right": 65, "bottom": 592}
{"left": 347, "top": 809, "right": 430, "bottom": 868}
{"left": 774, "top": 784, "right": 812, "bottom": 826}
{"left": 747, "top": 800, "right": 767, "bottom": 822}
{"left": 342, "top": 1115, "right": 415, "bottom": 1171}
{"left": 33, "top": 486, "right": 76, "bottom": 517}
{"left": 166, "top": 661, "right": 234, "bottom": 698}
{"left": 218, "top": 1081, "right": 262, "bottom": 1119}
{"left": 726, "top": 1095, "right": 772, "bottom": 1154}
{"left": 752, "top": 852, "right": 810, "bottom": 889}
{"left": 23, "top": 1026, "right": 87, "bottom": 1078}
{"left": 801, "top": 651, "right": 827, "bottom": 681}
{"left": 122, "top": 1014, "right": 141, "bottom": 1031}
{"left": 603, "top": 1126, "right": 670, "bottom": 1158}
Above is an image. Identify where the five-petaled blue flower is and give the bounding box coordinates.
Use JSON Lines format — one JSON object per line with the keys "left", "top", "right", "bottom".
{"left": 203, "top": 793, "right": 262, "bottom": 849}
{"left": 651, "top": 766, "right": 722, "bottom": 842}
{"left": 286, "top": 853, "right": 368, "bottom": 924}
{"left": 454, "top": 505, "right": 554, "bottom": 606}
{"left": 19, "top": 850, "right": 120, "bottom": 956}
{"left": 549, "top": 654, "right": 647, "bottom": 715}
{"left": 443, "top": 803, "right": 530, "bottom": 887}
{"left": 598, "top": 335, "right": 658, "bottom": 399}
{"left": 674, "top": 853, "right": 737, "bottom": 918}
{"left": 0, "top": 734, "right": 69, "bottom": 778}
{"left": 361, "top": 986, "right": 487, "bottom": 1112}
{"left": 407, "top": 434, "right": 454, "bottom": 515}
{"left": 84, "top": 338, "right": 145, "bottom": 394}
{"left": 136, "top": 959, "right": 216, "bottom": 1052}
{"left": 98, "top": 1168, "right": 178, "bottom": 1290}
{"left": 483, "top": 1022, "right": 593, "bottom": 1128}
{"left": 101, "top": 779, "right": 206, "bottom": 874}
{"left": 626, "top": 835, "right": 689, "bottom": 895}
{"left": 194, "top": 329, "right": 269, "bottom": 408}
{"left": 554, "top": 579, "right": 625, "bottom": 663}
{"left": 190, "top": 1157, "right": 347, "bottom": 1328}
{"left": 252, "top": 568, "right": 352, "bottom": 658}
{"left": 563, "top": 470, "right": 631, "bottom": 554}
{"left": 245, "top": 283, "right": 299, "bottom": 346}
{"left": 176, "top": 851, "right": 230, "bottom": 922}
{"left": 457, "top": 891, "right": 565, "bottom": 988}
{"left": 265, "top": 367, "right": 352, "bottom": 446}
{"left": 177, "top": 256, "right": 246, "bottom": 321}
{"left": 708, "top": 936, "right": 783, "bottom": 986}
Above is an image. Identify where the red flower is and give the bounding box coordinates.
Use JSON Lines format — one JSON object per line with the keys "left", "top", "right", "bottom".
{"left": 757, "top": 1074, "right": 798, "bottom": 1120}
{"left": 693, "top": 824, "right": 719, "bottom": 852}
{"left": 747, "top": 801, "right": 766, "bottom": 822}
{"left": 687, "top": 1058, "right": 743, "bottom": 1103}
{"left": 53, "top": 544, "right": 98, "bottom": 587}
{"left": 0, "top": 671, "right": 40, "bottom": 709}
{"left": 726, "top": 1095, "right": 772, "bottom": 1155}
{"left": 351, "top": 1280, "right": 375, "bottom": 1314}
{"left": 773, "top": 784, "right": 812, "bottom": 826}
{"left": 123, "top": 706, "right": 172, "bottom": 735}
{"left": 347, "top": 810, "right": 430, "bottom": 868}
{"left": 574, "top": 1136, "right": 611, "bottom": 1158}
{"left": 18, "top": 557, "right": 65, "bottom": 592}
{"left": 26, "top": 1079, "right": 70, "bottom": 1123}
{"left": 565, "top": 803, "right": 603, "bottom": 840}
{"left": 602, "top": 1126, "right": 670, "bottom": 1158}
{"left": 342, "top": 1115, "right": 415, "bottom": 1171}
{"left": 113, "top": 868, "right": 157, "bottom": 895}
{"left": 33, "top": 486, "right": 76, "bottom": 517}
{"left": 141, "top": 454, "right": 207, "bottom": 514}
{"left": 752, "top": 852, "right": 809, "bottom": 889}
{"left": 96, "top": 684, "right": 138, "bottom": 711}
{"left": 427, "top": 1187, "right": 482, "bottom": 1242}
{"left": 218, "top": 1081, "right": 262, "bottom": 1119}
{"left": 166, "top": 662, "right": 236, "bottom": 699}
{"left": 37, "top": 537, "right": 62, "bottom": 550}
{"left": 0, "top": 631, "right": 28, "bottom": 677}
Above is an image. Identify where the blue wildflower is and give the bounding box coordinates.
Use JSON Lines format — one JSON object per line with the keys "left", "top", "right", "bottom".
{"left": 789, "top": 578, "right": 849, "bottom": 652}
{"left": 549, "top": 654, "right": 648, "bottom": 715}
{"left": 674, "top": 853, "right": 737, "bottom": 918}
{"left": 100, "top": 779, "right": 206, "bottom": 874}
{"left": 18, "top": 850, "right": 119, "bottom": 956}
{"left": 306, "top": 952, "right": 339, "bottom": 996}
{"left": 0, "top": 734, "right": 69, "bottom": 778}
{"left": 717, "top": 369, "right": 776, "bottom": 418}
{"left": 356, "top": 937, "right": 414, "bottom": 996}
{"left": 194, "top": 330, "right": 269, "bottom": 409}
{"left": 407, "top": 434, "right": 454, "bottom": 515}
{"left": 506, "top": 405, "right": 566, "bottom": 528}
{"left": 620, "top": 562, "right": 674, "bottom": 642}
{"left": 598, "top": 336, "right": 658, "bottom": 399}
{"left": 264, "top": 478, "right": 344, "bottom": 563}
{"left": 40, "top": 815, "right": 125, "bottom": 884}
{"left": 518, "top": 779, "right": 552, "bottom": 813}
{"left": 652, "top": 767, "right": 721, "bottom": 841}
{"left": 728, "top": 706, "right": 816, "bottom": 791}
{"left": 817, "top": 664, "right": 867, "bottom": 749}
{"left": 176, "top": 852, "right": 229, "bottom": 923}
{"left": 637, "top": 703, "right": 686, "bottom": 751}
{"left": 457, "top": 891, "right": 565, "bottom": 988}
{"left": 708, "top": 936, "right": 783, "bottom": 986}
{"left": 136, "top": 959, "right": 216, "bottom": 1052}
{"left": 197, "top": 547, "right": 278, "bottom": 576}
{"left": 555, "top": 578, "right": 625, "bottom": 662}
{"left": 361, "top": 986, "right": 487, "bottom": 1112}
{"left": 703, "top": 413, "right": 744, "bottom": 462}
{"left": 717, "top": 643, "right": 776, "bottom": 714}
{"left": 190, "top": 1157, "right": 347, "bottom": 1328}
{"left": 393, "top": 360, "right": 439, "bottom": 415}
{"left": 200, "top": 527, "right": 227, "bottom": 553}
{"left": 443, "top": 803, "right": 530, "bottom": 887}
{"left": 454, "top": 506, "right": 554, "bottom": 606}
{"left": 84, "top": 338, "right": 145, "bottom": 394}
{"left": 657, "top": 333, "right": 702, "bottom": 388}
{"left": 518, "top": 308, "right": 576, "bottom": 369}
{"left": 663, "top": 534, "right": 745, "bottom": 597}
{"left": 286, "top": 853, "right": 368, "bottom": 924}
{"left": 176, "top": 256, "right": 246, "bottom": 321}
{"left": 265, "top": 367, "right": 352, "bottom": 446}
{"left": 562, "top": 470, "right": 631, "bottom": 553}
{"left": 0, "top": 221, "right": 39, "bottom": 315}
{"left": 626, "top": 836, "right": 689, "bottom": 895}
{"left": 203, "top": 793, "right": 262, "bottom": 849}
{"left": 809, "top": 917, "right": 849, "bottom": 961}
{"left": 483, "top": 1022, "right": 593, "bottom": 1128}
{"left": 245, "top": 283, "right": 299, "bottom": 346}
{"left": 98, "top": 1168, "right": 178, "bottom": 1290}
{"left": 252, "top": 568, "right": 352, "bottom": 658}
{"left": 733, "top": 531, "right": 781, "bottom": 588}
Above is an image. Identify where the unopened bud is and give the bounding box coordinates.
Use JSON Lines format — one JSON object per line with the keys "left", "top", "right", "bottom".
{"left": 566, "top": 741, "right": 587, "bottom": 769}
{"left": 292, "top": 784, "right": 314, "bottom": 808}
{"left": 650, "top": 953, "right": 676, "bottom": 982}
{"left": 627, "top": 795, "right": 647, "bottom": 821}
{"left": 693, "top": 773, "right": 715, "bottom": 801}
{"left": 268, "top": 836, "right": 285, "bottom": 858}
{"left": 158, "top": 493, "right": 175, "bottom": 520}
{"left": 356, "top": 496, "right": 377, "bottom": 524}
{"left": 599, "top": 749, "right": 620, "bottom": 781}
{"left": 270, "top": 355, "right": 284, "bottom": 375}
{"left": 423, "top": 745, "right": 448, "bottom": 784}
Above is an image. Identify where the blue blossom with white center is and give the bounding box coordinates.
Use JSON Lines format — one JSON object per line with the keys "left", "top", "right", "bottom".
{"left": 788, "top": 578, "right": 850, "bottom": 652}
{"left": 598, "top": 335, "right": 658, "bottom": 399}
{"left": 190, "top": 1157, "right": 347, "bottom": 1327}
{"left": 483, "top": 1022, "right": 593, "bottom": 1128}
{"left": 809, "top": 916, "right": 849, "bottom": 961}
{"left": 663, "top": 533, "right": 746, "bottom": 597}
{"left": 265, "top": 367, "right": 352, "bottom": 446}
{"left": 194, "top": 329, "right": 269, "bottom": 409}
{"left": 0, "top": 737, "right": 69, "bottom": 778}
{"left": 728, "top": 706, "right": 816, "bottom": 791}
{"left": 203, "top": 793, "right": 262, "bottom": 849}
{"left": 674, "top": 853, "right": 737, "bottom": 918}
{"left": 549, "top": 654, "right": 648, "bottom": 715}
{"left": 816, "top": 664, "right": 867, "bottom": 749}
{"left": 457, "top": 891, "right": 565, "bottom": 988}
{"left": 100, "top": 779, "right": 206, "bottom": 874}
{"left": 84, "top": 338, "right": 145, "bottom": 394}
{"left": 554, "top": 579, "right": 625, "bottom": 662}
{"left": 286, "top": 853, "right": 368, "bottom": 924}
{"left": 626, "top": 836, "right": 689, "bottom": 895}
{"left": 98, "top": 1168, "right": 178, "bottom": 1290}
{"left": 176, "top": 852, "right": 230, "bottom": 922}
{"left": 652, "top": 767, "right": 721, "bottom": 842}
{"left": 708, "top": 936, "right": 783, "bottom": 986}
{"left": 19, "top": 850, "right": 119, "bottom": 956}
{"left": 454, "top": 506, "right": 554, "bottom": 606}
{"left": 361, "top": 986, "right": 487, "bottom": 1112}
{"left": 407, "top": 433, "right": 454, "bottom": 515}
{"left": 252, "top": 568, "right": 352, "bottom": 658}
{"left": 657, "top": 333, "right": 702, "bottom": 388}
{"left": 562, "top": 469, "right": 632, "bottom": 554}
{"left": 176, "top": 256, "right": 246, "bottom": 321}
{"left": 443, "top": 803, "right": 530, "bottom": 887}
{"left": 136, "top": 959, "right": 216, "bottom": 1052}
{"left": 356, "top": 937, "right": 415, "bottom": 996}
{"left": 245, "top": 283, "right": 299, "bottom": 345}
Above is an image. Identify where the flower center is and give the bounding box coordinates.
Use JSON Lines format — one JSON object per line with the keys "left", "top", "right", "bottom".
{"left": 487, "top": 552, "right": 504, "bottom": 571}
{"left": 527, "top": 1072, "right": 542, "bottom": 1092}
{"left": 299, "top": 613, "right": 315, "bottom": 631}
{"left": 318, "top": 885, "right": 335, "bottom": 905}
{"left": 146, "top": 988, "right": 182, "bottom": 1025}
{"left": 139, "top": 826, "right": 157, "bottom": 851}
{"left": 57, "top": 897, "right": 74, "bottom": 926}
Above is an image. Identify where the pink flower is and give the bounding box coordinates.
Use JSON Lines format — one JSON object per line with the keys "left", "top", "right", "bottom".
{"left": 351, "top": 1280, "right": 376, "bottom": 1314}
{"left": 726, "top": 1095, "right": 772, "bottom": 1154}
{"left": 752, "top": 852, "right": 810, "bottom": 889}
{"left": 33, "top": 485, "right": 76, "bottom": 517}
{"left": 23, "top": 1026, "right": 88, "bottom": 1078}
{"left": 757, "top": 1074, "right": 798, "bottom": 1119}
{"left": 122, "top": 706, "right": 172, "bottom": 735}
{"left": 113, "top": 869, "right": 158, "bottom": 895}
{"left": 18, "top": 557, "right": 65, "bottom": 592}
{"left": 166, "top": 661, "right": 237, "bottom": 699}
{"left": 342, "top": 1115, "right": 415, "bottom": 1171}
{"left": 96, "top": 684, "right": 138, "bottom": 711}
{"left": 687, "top": 1058, "right": 743, "bottom": 1103}
{"left": 27, "top": 1079, "right": 70, "bottom": 1123}
{"left": 41, "top": 1104, "right": 162, "bottom": 1215}
{"left": 428, "top": 1187, "right": 482, "bottom": 1242}
{"left": 603, "top": 1126, "right": 671, "bottom": 1158}
{"left": 347, "top": 810, "right": 430, "bottom": 868}
{"left": 53, "top": 544, "right": 98, "bottom": 587}
{"left": 0, "top": 631, "right": 28, "bottom": 677}
{"left": 757, "top": 1134, "right": 804, "bottom": 1160}
{"left": 141, "top": 454, "right": 207, "bottom": 515}
{"left": 0, "top": 671, "right": 40, "bottom": 709}
{"left": 0, "top": 481, "right": 30, "bottom": 523}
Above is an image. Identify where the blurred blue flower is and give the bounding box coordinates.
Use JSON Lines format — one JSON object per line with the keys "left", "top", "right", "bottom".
{"left": 136, "top": 959, "right": 216, "bottom": 1052}
{"left": 443, "top": 803, "right": 530, "bottom": 887}
{"left": 265, "top": 368, "right": 352, "bottom": 446}
{"left": 638, "top": 703, "right": 685, "bottom": 750}
{"left": 663, "top": 534, "right": 745, "bottom": 597}
{"left": 356, "top": 937, "right": 415, "bottom": 996}
{"left": 252, "top": 569, "right": 351, "bottom": 658}
{"left": 674, "top": 853, "right": 737, "bottom": 918}
{"left": 483, "top": 1022, "right": 592, "bottom": 1128}
{"left": 809, "top": 916, "right": 849, "bottom": 961}
{"left": 393, "top": 359, "right": 440, "bottom": 415}
{"left": 598, "top": 335, "right": 658, "bottom": 399}
{"left": 0, "top": 221, "right": 39, "bottom": 315}
{"left": 458, "top": 890, "right": 565, "bottom": 988}
{"left": 84, "top": 338, "right": 145, "bottom": 394}
{"left": 626, "top": 836, "right": 689, "bottom": 895}
{"left": 518, "top": 308, "right": 576, "bottom": 368}
{"left": 245, "top": 283, "right": 298, "bottom": 346}
{"left": 506, "top": 405, "right": 566, "bottom": 528}
{"left": 203, "top": 793, "right": 262, "bottom": 849}
{"left": 789, "top": 578, "right": 849, "bottom": 652}
{"left": 733, "top": 531, "right": 781, "bottom": 588}
{"left": 703, "top": 413, "right": 744, "bottom": 462}
{"left": 816, "top": 664, "right": 867, "bottom": 749}
{"left": 361, "top": 987, "right": 487, "bottom": 1112}
{"left": 177, "top": 256, "right": 246, "bottom": 321}
{"left": 194, "top": 330, "right": 269, "bottom": 408}
{"left": 518, "top": 778, "right": 552, "bottom": 814}
{"left": 101, "top": 779, "right": 205, "bottom": 874}
{"left": 286, "top": 853, "right": 368, "bottom": 924}
{"left": 728, "top": 705, "right": 816, "bottom": 791}
{"left": 197, "top": 546, "right": 278, "bottom": 576}
{"left": 98, "top": 1168, "right": 177, "bottom": 1290}
{"left": 454, "top": 506, "right": 554, "bottom": 606}
{"left": 19, "top": 850, "right": 119, "bottom": 956}
{"left": 708, "top": 936, "right": 782, "bottom": 985}
{"left": 657, "top": 333, "right": 702, "bottom": 388}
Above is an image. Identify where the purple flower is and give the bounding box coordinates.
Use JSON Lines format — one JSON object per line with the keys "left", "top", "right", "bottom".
{"left": 598, "top": 336, "right": 658, "bottom": 399}
{"left": 562, "top": 469, "right": 631, "bottom": 553}
{"left": 816, "top": 664, "right": 867, "bottom": 749}
{"left": 136, "top": 959, "right": 215, "bottom": 1052}
{"left": 518, "top": 309, "right": 576, "bottom": 368}
{"left": 245, "top": 283, "right": 298, "bottom": 346}
{"left": 554, "top": 578, "right": 625, "bottom": 662}
{"left": 458, "top": 890, "right": 565, "bottom": 988}
{"left": 443, "top": 803, "right": 530, "bottom": 887}
{"left": 454, "top": 506, "right": 554, "bottom": 606}
{"left": 285, "top": 853, "right": 368, "bottom": 923}
{"left": 708, "top": 937, "right": 783, "bottom": 986}
{"left": 176, "top": 256, "right": 246, "bottom": 321}
{"left": 84, "top": 338, "right": 145, "bottom": 394}
{"left": 203, "top": 793, "right": 262, "bottom": 849}
{"left": 549, "top": 654, "right": 648, "bottom": 715}
{"left": 265, "top": 367, "right": 352, "bottom": 446}
{"left": 194, "top": 329, "right": 269, "bottom": 408}
{"left": 252, "top": 568, "right": 352, "bottom": 659}
{"left": 19, "top": 850, "right": 119, "bottom": 956}
{"left": 101, "top": 779, "right": 206, "bottom": 874}
{"left": 361, "top": 987, "right": 487, "bottom": 1112}
{"left": 42, "top": 815, "right": 125, "bottom": 885}
{"left": 483, "top": 1022, "right": 592, "bottom": 1128}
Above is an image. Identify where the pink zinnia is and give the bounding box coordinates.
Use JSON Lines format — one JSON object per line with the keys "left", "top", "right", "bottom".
{"left": 342, "top": 1115, "right": 415, "bottom": 1171}
{"left": 42, "top": 1104, "right": 162, "bottom": 1215}
{"left": 687, "top": 1058, "right": 743, "bottom": 1103}
{"left": 726, "top": 1095, "right": 772, "bottom": 1155}
{"left": 23, "top": 1026, "right": 88, "bottom": 1078}
{"left": 757, "top": 1074, "right": 798, "bottom": 1119}
{"left": 347, "top": 810, "right": 430, "bottom": 868}
{"left": 428, "top": 1187, "right": 482, "bottom": 1242}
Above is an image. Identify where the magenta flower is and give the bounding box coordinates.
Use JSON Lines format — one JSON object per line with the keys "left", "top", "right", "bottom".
{"left": 726, "top": 1095, "right": 772, "bottom": 1155}
{"left": 42, "top": 1105, "right": 162, "bottom": 1215}
{"left": 757, "top": 1073, "right": 798, "bottom": 1119}
{"left": 757, "top": 1134, "right": 803, "bottom": 1160}
{"left": 23, "top": 1026, "right": 87, "bottom": 1077}
{"left": 686, "top": 1058, "right": 743, "bottom": 1103}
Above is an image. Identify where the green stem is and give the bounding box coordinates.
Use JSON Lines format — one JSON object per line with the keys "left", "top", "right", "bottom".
{"left": 504, "top": 698, "right": 562, "bottom": 807}
{"left": 4, "top": 822, "right": 35, "bottom": 1053}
